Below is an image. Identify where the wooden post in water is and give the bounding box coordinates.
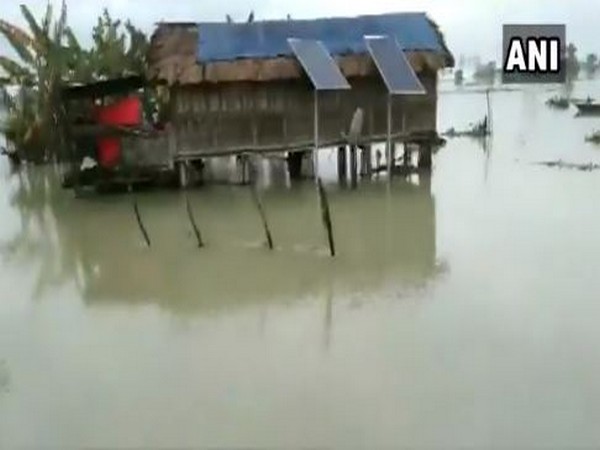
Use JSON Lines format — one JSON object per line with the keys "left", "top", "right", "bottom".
{"left": 317, "top": 177, "right": 335, "bottom": 257}
{"left": 250, "top": 182, "right": 274, "bottom": 250}
{"left": 337, "top": 146, "right": 347, "bottom": 183}
{"left": 185, "top": 194, "right": 204, "bottom": 248}
{"left": 132, "top": 198, "right": 151, "bottom": 247}
{"left": 349, "top": 145, "right": 358, "bottom": 189}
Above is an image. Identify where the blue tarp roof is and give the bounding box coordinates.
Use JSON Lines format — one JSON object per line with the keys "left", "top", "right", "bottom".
{"left": 197, "top": 13, "right": 446, "bottom": 63}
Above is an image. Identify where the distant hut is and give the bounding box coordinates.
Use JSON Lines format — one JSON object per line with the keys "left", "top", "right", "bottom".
{"left": 147, "top": 13, "right": 454, "bottom": 183}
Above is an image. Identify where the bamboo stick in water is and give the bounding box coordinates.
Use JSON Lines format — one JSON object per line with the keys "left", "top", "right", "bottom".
{"left": 133, "top": 199, "right": 151, "bottom": 247}
{"left": 317, "top": 177, "right": 335, "bottom": 257}
{"left": 185, "top": 194, "right": 204, "bottom": 248}
{"left": 250, "top": 182, "right": 274, "bottom": 250}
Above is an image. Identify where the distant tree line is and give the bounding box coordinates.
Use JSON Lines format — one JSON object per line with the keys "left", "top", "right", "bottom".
{"left": 453, "top": 43, "right": 594, "bottom": 87}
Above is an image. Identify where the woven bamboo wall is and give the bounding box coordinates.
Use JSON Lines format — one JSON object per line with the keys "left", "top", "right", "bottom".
{"left": 170, "top": 70, "right": 438, "bottom": 158}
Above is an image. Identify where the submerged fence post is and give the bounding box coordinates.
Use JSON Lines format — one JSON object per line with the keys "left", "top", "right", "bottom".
{"left": 317, "top": 177, "right": 335, "bottom": 257}
{"left": 132, "top": 198, "right": 151, "bottom": 248}
{"left": 185, "top": 194, "right": 204, "bottom": 248}
{"left": 249, "top": 162, "right": 274, "bottom": 250}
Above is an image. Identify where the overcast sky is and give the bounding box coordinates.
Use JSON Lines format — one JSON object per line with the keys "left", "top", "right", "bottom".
{"left": 1, "top": 0, "right": 599, "bottom": 63}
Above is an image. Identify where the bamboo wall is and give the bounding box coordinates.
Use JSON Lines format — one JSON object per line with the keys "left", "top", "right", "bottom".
{"left": 170, "top": 69, "right": 438, "bottom": 159}
{"left": 121, "top": 132, "right": 174, "bottom": 169}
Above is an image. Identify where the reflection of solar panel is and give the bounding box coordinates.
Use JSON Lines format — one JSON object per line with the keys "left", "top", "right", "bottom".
{"left": 287, "top": 38, "right": 351, "bottom": 91}
{"left": 365, "top": 36, "right": 426, "bottom": 95}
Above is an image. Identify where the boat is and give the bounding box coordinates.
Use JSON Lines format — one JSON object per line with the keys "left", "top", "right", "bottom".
{"left": 574, "top": 98, "right": 600, "bottom": 115}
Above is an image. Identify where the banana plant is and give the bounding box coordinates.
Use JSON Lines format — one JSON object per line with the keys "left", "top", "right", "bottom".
{"left": 1, "top": 2, "right": 151, "bottom": 162}
{"left": 0, "top": 1, "right": 73, "bottom": 161}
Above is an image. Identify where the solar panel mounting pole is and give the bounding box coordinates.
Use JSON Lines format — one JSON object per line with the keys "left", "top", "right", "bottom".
{"left": 287, "top": 38, "right": 350, "bottom": 258}
{"left": 314, "top": 89, "right": 319, "bottom": 184}
{"left": 287, "top": 38, "right": 350, "bottom": 185}
{"left": 364, "top": 35, "right": 427, "bottom": 180}
{"left": 386, "top": 94, "right": 392, "bottom": 179}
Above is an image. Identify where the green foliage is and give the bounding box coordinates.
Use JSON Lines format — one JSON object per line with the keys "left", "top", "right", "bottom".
{"left": 89, "top": 9, "right": 148, "bottom": 79}
{"left": 0, "top": 2, "right": 150, "bottom": 163}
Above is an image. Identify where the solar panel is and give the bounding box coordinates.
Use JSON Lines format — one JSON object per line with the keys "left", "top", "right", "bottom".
{"left": 287, "top": 38, "right": 351, "bottom": 91}
{"left": 365, "top": 36, "right": 426, "bottom": 95}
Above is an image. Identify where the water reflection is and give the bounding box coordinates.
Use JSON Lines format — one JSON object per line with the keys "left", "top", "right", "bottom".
{"left": 2, "top": 164, "right": 442, "bottom": 316}
{"left": 0, "top": 359, "right": 9, "bottom": 393}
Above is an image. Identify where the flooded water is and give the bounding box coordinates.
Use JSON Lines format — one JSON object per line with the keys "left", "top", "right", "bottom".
{"left": 2, "top": 79, "right": 600, "bottom": 448}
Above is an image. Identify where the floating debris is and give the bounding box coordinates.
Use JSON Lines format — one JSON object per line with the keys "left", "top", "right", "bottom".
{"left": 443, "top": 117, "right": 490, "bottom": 138}
{"left": 574, "top": 97, "right": 600, "bottom": 115}
{"left": 534, "top": 159, "right": 600, "bottom": 171}
{"left": 546, "top": 96, "right": 570, "bottom": 109}
{"left": 585, "top": 131, "right": 600, "bottom": 144}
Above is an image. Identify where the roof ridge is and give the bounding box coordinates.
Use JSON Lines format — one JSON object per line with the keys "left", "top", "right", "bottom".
{"left": 195, "top": 11, "right": 426, "bottom": 26}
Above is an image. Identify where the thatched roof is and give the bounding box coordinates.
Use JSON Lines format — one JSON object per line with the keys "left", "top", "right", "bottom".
{"left": 147, "top": 14, "right": 454, "bottom": 86}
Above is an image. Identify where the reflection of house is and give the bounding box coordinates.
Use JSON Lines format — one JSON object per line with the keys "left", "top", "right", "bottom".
{"left": 36, "top": 178, "right": 438, "bottom": 313}
{"left": 146, "top": 14, "right": 453, "bottom": 171}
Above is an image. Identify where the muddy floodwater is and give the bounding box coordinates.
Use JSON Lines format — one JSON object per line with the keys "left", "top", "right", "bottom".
{"left": 2, "top": 79, "right": 600, "bottom": 448}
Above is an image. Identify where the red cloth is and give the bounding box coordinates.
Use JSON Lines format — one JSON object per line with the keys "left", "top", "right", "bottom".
{"left": 96, "top": 96, "right": 142, "bottom": 126}
{"left": 95, "top": 96, "right": 142, "bottom": 168}
{"left": 97, "top": 138, "right": 121, "bottom": 168}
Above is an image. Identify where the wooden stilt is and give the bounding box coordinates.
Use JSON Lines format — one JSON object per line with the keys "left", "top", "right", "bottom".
{"left": 349, "top": 145, "right": 358, "bottom": 189}
{"left": 301, "top": 150, "right": 315, "bottom": 179}
{"left": 337, "top": 146, "right": 347, "bottom": 183}
{"left": 178, "top": 161, "right": 189, "bottom": 189}
{"left": 287, "top": 151, "right": 303, "bottom": 180}
{"left": 404, "top": 143, "right": 412, "bottom": 168}
{"left": 418, "top": 143, "right": 433, "bottom": 169}
{"left": 360, "top": 145, "right": 372, "bottom": 177}
{"left": 240, "top": 155, "right": 249, "bottom": 185}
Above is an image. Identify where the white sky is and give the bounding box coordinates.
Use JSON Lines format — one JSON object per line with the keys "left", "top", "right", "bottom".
{"left": 1, "top": 0, "right": 599, "bottom": 63}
